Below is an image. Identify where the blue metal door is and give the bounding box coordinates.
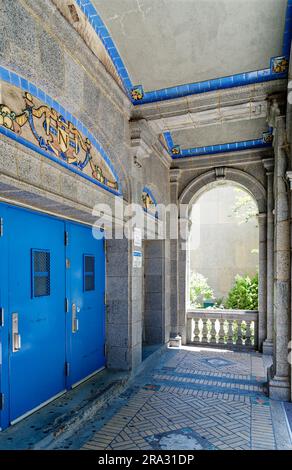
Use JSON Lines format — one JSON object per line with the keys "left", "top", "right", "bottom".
{"left": 7, "top": 206, "right": 66, "bottom": 423}
{"left": 66, "top": 222, "right": 105, "bottom": 387}
{"left": 0, "top": 205, "right": 9, "bottom": 429}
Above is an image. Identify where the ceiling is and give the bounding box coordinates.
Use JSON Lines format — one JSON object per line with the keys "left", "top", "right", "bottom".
{"left": 91, "top": 0, "right": 287, "bottom": 91}
{"left": 172, "top": 118, "right": 269, "bottom": 149}
{"left": 78, "top": 0, "right": 289, "bottom": 158}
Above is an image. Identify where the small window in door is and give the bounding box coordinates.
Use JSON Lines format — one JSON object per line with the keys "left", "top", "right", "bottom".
{"left": 84, "top": 255, "right": 95, "bottom": 292}
{"left": 32, "top": 250, "right": 50, "bottom": 297}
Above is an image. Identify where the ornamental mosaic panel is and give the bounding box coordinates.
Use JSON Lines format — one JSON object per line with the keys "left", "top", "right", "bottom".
{"left": 0, "top": 81, "right": 120, "bottom": 195}
{"left": 142, "top": 187, "right": 158, "bottom": 219}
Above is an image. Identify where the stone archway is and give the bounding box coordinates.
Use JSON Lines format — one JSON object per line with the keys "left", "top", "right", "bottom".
{"left": 176, "top": 167, "right": 267, "bottom": 346}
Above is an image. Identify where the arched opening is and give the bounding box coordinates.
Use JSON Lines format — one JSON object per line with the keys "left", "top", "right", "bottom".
{"left": 188, "top": 181, "right": 259, "bottom": 310}
{"left": 178, "top": 168, "right": 267, "bottom": 349}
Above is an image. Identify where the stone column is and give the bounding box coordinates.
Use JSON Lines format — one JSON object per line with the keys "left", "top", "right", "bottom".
{"left": 258, "top": 212, "right": 267, "bottom": 350}
{"left": 169, "top": 169, "right": 181, "bottom": 338}
{"left": 263, "top": 159, "right": 274, "bottom": 355}
{"left": 177, "top": 214, "right": 192, "bottom": 344}
{"left": 269, "top": 116, "right": 290, "bottom": 401}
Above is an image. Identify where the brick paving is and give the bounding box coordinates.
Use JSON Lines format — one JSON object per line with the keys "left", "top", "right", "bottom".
{"left": 74, "top": 347, "right": 291, "bottom": 450}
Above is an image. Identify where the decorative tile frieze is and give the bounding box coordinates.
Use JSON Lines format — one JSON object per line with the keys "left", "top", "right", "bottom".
{"left": 142, "top": 187, "right": 158, "bottom": 219}
{"left": 0, "top": 67, "right": 121, "bottom": 196}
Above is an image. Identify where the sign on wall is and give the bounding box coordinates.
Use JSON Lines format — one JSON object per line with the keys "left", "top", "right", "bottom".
{"left": 133, "top": 251, "right": 142, "bottom": 268}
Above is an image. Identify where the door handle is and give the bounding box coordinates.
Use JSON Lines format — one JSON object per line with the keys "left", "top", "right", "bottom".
{"left": 12, "top": 312, "right": 21, "bottom": 352}
{"left": 72, "top": 303, "right": 79, "bottom": 333}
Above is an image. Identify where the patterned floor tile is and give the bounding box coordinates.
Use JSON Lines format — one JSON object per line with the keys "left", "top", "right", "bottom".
{"left": 68, "top": 348, "right": 292, "bottom": 451}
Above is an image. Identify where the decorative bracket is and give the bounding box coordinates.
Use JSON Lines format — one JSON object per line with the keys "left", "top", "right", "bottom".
{"left": 215, "top": 167, "right": 226, "bottom": 180}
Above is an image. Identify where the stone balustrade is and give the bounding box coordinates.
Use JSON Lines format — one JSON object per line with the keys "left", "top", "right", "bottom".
{"left": 186, "top": 309, "right": 258, "bottom": 350}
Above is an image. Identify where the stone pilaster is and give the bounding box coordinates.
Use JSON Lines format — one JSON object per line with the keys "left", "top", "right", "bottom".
{"left": 269, "top": 116, "right": 290, "bottom": 401}
{"left": 262, "top": 159, "right": 275, "bottom": 355}
{"left": 177, "top": 215, "right": 192, "bottom": 344}
{"left": 258, "top": 212, "right": 267, "bottom": 350}
{"left": 169, "top": 169, "right": 181, "bottom": 338}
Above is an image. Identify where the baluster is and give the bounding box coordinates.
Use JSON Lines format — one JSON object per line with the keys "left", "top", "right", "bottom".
{"left": 245, "top": 320, "right": 251, "bottom": 347}
{"left": 227, "top": 319, "right": 233, "bottom": 346}
{"left": 202, "top": 318, "right": 208, "bottom": 343}
{"left": 210, "top": 319, "right": 216, "bottom": 344}
{"left": 236, "top": 320, "right": 243, "bottom": 346}
{"left": 251, "top": 320, "right": 256, "bottom": 348}
{"left": 194, "top": 318, "right": 200, "bottom": 343}
{"left": 187, "top": 317, "right": 193, "bottom": 343}
{"left": 218, "top": 319, "right": 225, "bottom": 344}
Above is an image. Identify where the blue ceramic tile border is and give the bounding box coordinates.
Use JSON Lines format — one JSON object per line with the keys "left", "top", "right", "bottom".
{"left": 0, "top": 66, "right": 122, "bottom": 196}
{"left": 75, "top": 0, "right": 133, "bottom": 93}
{"left": 78, "top": 0, "right": 292, "bottom": 105}
{"left": 142, "top": 186, "right": 159, "bottom": 219}
{"left": 163, "top": 130, "right": 273, "bottom": 159}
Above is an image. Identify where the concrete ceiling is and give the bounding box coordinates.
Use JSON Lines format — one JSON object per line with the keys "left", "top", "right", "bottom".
{"left": 92, "top": 0, "right": 287, "bottom": 91}
{"left": 172, "top": 118, "right": 269, "bottom": 149}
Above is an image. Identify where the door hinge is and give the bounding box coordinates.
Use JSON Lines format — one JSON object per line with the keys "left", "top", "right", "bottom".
{"left": 104, "top": 343, "right": 106, "bottom": 357}
{"left": 64, "top": 231, "right": 69, "bottom": 246}
{"left": 0, "top": 218, "right": 3, "bottom": 237}
{"left": 65, "top": 298, "right": 69, "bottom": 313}
{"left": 0, "top": 307, "right": 4, "bottom": 327}
{"left": 65, "top": 362, "right": 70, "bottom": 377}
{"left": 66, "top": 258, "right": 71, "bottom": 269}
{"left": 0, "top": 393, "right": 4, "bottom": 410}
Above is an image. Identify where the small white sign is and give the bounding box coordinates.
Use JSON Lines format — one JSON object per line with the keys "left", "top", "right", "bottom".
{"left": 133, "top": 227, "right": 142, "bottom": 247}
{"left": 133, "top": 251, "right": 142, "bottom": 268}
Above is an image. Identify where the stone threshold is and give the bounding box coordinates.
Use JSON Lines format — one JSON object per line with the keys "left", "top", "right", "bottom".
{"left": 0, "top": 344, "right": 168, "bottom": 450}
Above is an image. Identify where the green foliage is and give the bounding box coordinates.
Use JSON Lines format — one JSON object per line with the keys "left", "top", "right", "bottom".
{"left": 213, "top": 297, "right": 225, "bottom": 309}
{"left": 231, "top": 188, "right": 258, "bottom": 225}
{"left": 225, "top": 273, "right": 258, "bottom": 310}
{"left": 190, "top": 272, "right": 214, "bottom": 308}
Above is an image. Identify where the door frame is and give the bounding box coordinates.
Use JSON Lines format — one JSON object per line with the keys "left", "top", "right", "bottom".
{"left": 0, "top": 200, "right": 105, "bottom": 430}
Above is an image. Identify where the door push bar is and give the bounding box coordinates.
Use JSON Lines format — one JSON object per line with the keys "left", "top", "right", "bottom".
{"left": 12, "top": 312, "right": 21, "bottom": 352}
{"left": 72, "top": 303, "right": 79, "bottom": 333}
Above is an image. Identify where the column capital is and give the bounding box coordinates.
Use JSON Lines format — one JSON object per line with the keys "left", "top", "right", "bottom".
{"left": 130, "top": 137, "right": 152, "bottom": 162}
{"left": 170, "top": 168, "right": 181, "bottom": 184}
{"left": 286, "top": 171, "right": 292, "bottom": 190}
{"left": 262, "top": 158, "right": 274, "bottom": 174}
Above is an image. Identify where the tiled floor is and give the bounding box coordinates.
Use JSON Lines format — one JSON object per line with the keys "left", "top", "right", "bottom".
{"left": 58, "top": 347, "right": 292, "bottom": 450}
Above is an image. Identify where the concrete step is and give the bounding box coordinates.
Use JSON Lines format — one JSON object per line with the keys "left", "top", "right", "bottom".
{"left": 0, "top": 344, "right": 167, "bottom": 449}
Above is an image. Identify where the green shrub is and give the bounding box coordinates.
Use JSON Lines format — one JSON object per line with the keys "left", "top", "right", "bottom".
{"left": 189, "top": 272, "right": 214, "bottom": 308}
{"left": 225, "top": 273, "right": 258, "bottom": 310}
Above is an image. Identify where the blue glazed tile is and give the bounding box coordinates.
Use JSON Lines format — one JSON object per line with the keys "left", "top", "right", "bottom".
{"left": 20, "top": 77, "right": 29, "bottom": 92}
{"left": 245, "top": 71, "right": 259, "bottom": 82}
{"left": 52, "top": 100, "right": 60, "bottom": 113}
{"left": 10, "top": 72, "right": 20, "bottom": 88}
{"left": 103, "top": 37, "right": 115, "bottom": 49}
{"left": 45, "top": 94, "right": 53, "bottom": 108}
{"left": 83, "top": 3, "right": 96, "bottom": 17}
{"left": 258, "top": 68, "right": 272, "bottom": 81}
{"left": 91, "top": 15, "right": 104, "bottom": 28}
{"left": 118, "top": 68, "right": 129, "bottom": 80}
{"left": 28, "top": 82, "right": 37, "bottom": 97}
{"left": 143, "top": 91, "right": 157, "bottom": 103}
{"left": 37, "top": 88, "right": 46, "bottom": 102}
{"left": 0, "top": 66, "right": 11, "bottom": 83}
{"left": 98, "top": 26, "right": 109, "bottom": 38}
{"left": 209, "top": 78, "right": 221, "bottom": 90}
{"left": 113, "top": 57, "right": 124, "bottom": 70}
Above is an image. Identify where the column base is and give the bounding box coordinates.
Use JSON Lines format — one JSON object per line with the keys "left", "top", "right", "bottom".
{"left": 169, "top": 335, "right": 182, "bottom": 348}
{"left": 268, "top": 375, "right": 290, "bottom": 401}
{"left": 262, "top": 339, "right": 273, "bottom": 355}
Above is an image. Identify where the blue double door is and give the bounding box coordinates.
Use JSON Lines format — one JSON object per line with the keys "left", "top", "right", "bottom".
{"left": 0, "top": 203, "right": 105, "bottom": 428}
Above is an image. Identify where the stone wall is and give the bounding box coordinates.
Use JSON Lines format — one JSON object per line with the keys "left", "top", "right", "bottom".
{"left": 0, "top": 0, "right": 171, "bottom": 372}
